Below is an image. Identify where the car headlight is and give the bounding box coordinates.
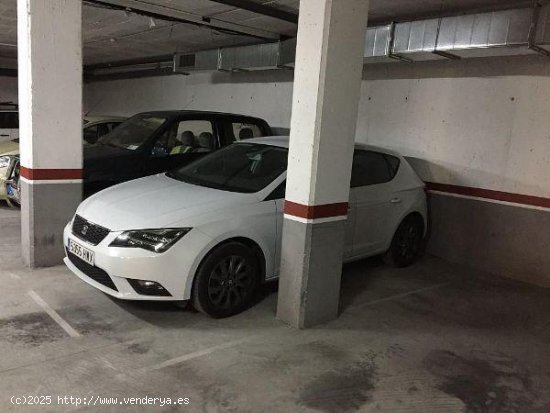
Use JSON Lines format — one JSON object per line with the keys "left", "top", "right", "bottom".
{"left": 0, "top": 156, "right": 11, "bottom": 169}
{"left": 109, "top": 228, "right": 192, "bottom": 253}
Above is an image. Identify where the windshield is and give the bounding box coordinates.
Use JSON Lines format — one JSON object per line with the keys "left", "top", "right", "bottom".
{"left": 168, "top": 143, "right": 288, "bottom": 193}
{"left": 97, "top": 114, "right": 167, "bottom": 150}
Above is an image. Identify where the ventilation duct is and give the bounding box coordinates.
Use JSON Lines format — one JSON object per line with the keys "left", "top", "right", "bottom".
{"left": 534, "top": 3, "right": 550, "bottom": 54}
{"left": 194, "top": 49, "right": 220, "bottom": 71}
{"left": 392, "top": 18, "right": 444, "bottom": 61}
{"left": 219, "top": 38, "right": 296, "bottom": 71}
{"left": 435, "top": 8, "right": 536, "bottom": 59}
{"left": 391, "top": 6, "right": 550, "bottom": 61}
{"left": 90, "top": 3, "right": 550, "bottom": 81}
{"left": 174, "top": 4, "right": 550, "bottom": 73}
{"left": 363, "top": 24, "right": 395, "bottom": 63}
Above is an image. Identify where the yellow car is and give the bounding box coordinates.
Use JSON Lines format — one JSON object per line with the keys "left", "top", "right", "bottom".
{"left": 0, "top": 140, "right": 19, "bottom": 204}
{"left": 0, "top": 116, "right": 126, "bottom": 205}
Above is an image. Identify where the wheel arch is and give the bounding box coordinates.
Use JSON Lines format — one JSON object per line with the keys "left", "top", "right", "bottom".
{"left": 183, "top": 235, "right": 268, "bottom": 300}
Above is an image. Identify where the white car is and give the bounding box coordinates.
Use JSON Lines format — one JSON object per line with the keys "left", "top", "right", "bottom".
{"left": 64, "top": 136, "right": 427, "bottom": 318}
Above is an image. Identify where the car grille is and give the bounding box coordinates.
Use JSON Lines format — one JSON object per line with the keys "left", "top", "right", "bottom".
{"left": 72, "top": 215, "right": 110, "bottom": 246}
{"left": 66, "top": 249, "right": 118, "bottom": 291}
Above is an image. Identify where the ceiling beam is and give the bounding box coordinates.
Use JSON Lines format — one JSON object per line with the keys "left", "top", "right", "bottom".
{"left": 85, "top": 0, "right": 282, "bottom": 40}
{"left": 209, "top": 0, "right": 298, "bottom": 24}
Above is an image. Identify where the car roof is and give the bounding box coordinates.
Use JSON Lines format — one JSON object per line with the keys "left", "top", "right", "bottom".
{"left": 240, "top": 136, "right": 403, "bottom": 158}
{"left": 84, "top": 116, "right": 127, "bottom": 124}
{"left": 133, "top": 110, "right": 267, "bottom": 121}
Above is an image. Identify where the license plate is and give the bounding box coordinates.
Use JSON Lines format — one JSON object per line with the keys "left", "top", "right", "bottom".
{"left": 68, "top": 238, "right": 95, "bottom": 266}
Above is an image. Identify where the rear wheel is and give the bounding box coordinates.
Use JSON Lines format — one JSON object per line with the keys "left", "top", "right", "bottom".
{"left": 192, "top": 242, "right": 260, "bottom": 318}
{"left": 384, "top": 215, "right": 424, "bottom": 267}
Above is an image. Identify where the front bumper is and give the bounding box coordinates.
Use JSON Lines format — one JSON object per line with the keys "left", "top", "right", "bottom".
{"left": 63, "top": 222, "right": 211, "bottom": 301}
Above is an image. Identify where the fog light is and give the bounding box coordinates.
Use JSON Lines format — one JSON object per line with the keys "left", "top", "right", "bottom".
{"left": 128, "top": 279, "right": 171, "bottom": 296}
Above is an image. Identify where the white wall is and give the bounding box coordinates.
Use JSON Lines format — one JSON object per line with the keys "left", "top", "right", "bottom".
{"left": 0, "top": 76, "right": 18, "bottom": 104}
{"left": 84, "top": 55, "right": 550, "bottom": 198}
{"left": 85, "top": 71, "right": 294, "bottom": 133}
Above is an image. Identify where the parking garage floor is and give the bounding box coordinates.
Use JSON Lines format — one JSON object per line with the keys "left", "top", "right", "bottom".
{"left": 1, "top": 205, "right": 549, "bottom": 412}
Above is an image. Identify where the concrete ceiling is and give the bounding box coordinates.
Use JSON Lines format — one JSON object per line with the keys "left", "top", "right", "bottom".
{"left": 0, "top": 0, "right": 533, "bottom": 68}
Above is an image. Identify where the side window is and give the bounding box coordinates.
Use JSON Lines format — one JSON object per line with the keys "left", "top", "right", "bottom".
{"left": 265, "top": 180, "right": 286, "bottom": 201}
{"left": 351, "top": 150, "right": 398, "bottom": 188}
{"left": 154, "top": 120, "right": 214, "bottom": 156}
{"left": 384, "top": 154, "right": 400, "bottom": 178}
{"left": 232, "top": 122, "right": 263, "bottom": 141}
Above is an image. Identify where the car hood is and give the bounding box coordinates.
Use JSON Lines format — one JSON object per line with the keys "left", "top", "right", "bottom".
{"left": 76, "top": 174, "right": 259, "bottom": 231}
{"left": 83, "top": 144, "right": 140, "bottom": 181}
{"left": 84, "top": 143, "right": 135, "bottom": 160}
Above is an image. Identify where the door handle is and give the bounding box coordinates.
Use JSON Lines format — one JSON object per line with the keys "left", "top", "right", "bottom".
{"left": 0, "top": 134, "right": 9, "bottom": 137}
{"left": 390, "top": 198, "right": 402, "bottom": 204}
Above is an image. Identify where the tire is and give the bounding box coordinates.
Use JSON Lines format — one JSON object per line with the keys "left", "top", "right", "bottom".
{"left": 192, "top": 242, "right": 260, "bottom": 318}
{"left": 383, "top": 215, "right": 424, "bottom": 268}
{"left": 6, "top": 199, "right": 19, "bottom": 209}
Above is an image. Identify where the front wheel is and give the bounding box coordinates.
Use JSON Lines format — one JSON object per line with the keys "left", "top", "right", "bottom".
{"left": 384, "top": 215, "right": 424, "bottom": 268}
{"left": 192, "top": 242, "right": 260, "bottom": 318}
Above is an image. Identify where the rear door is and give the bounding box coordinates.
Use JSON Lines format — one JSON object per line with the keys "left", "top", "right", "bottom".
{"left": 219, "top": 117, "right": 272, "bottom": 147}
{"left": 0, "top": 111, "right": 18, "bottom": 141}
{"left": 350, "top": 150, "right": 404, "bottom": 257}
{"left": 270, "top": 179, "right": 355, "bottom": 270}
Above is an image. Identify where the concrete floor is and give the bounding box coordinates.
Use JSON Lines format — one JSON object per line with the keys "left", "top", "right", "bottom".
{"left": 0, "top": 205, "right": 549, "bottom": 413}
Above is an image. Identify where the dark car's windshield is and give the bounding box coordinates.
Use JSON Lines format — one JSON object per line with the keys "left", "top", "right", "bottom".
{"left": 97, "top": 114, "right": 167, "bottom": 150}
{"left": 168, "top": 143, "right": 288, "bottom": 193}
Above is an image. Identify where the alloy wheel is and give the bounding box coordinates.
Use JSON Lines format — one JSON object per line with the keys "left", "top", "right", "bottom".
{"left": 208, "top": 255, "right": 254, "bottom": 310}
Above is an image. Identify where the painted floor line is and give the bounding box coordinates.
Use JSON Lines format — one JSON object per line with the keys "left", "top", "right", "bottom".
{"left": 143, "top": 337, "right": 253, "bottom": 372}
{"left": 351, "top": 282, "right": 451, "bottom": 309}
{"left": 27, "top": 290, "right": 81, "bottom": 338}
{"left": 0, "top": 338, "right": 143, "bottom": 375}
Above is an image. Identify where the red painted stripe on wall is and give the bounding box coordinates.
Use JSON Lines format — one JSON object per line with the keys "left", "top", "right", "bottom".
{"left": 284, "top": 200, "right": 348, "bottom": 219}
{"left": 20, "top": 166, "right": 83, "bottom": 181}
{"left": 426, "top": 182, "right": 550, "bottom": 209}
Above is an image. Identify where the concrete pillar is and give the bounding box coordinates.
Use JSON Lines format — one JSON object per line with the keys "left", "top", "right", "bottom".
{"left": 276, "top": 0, "right": 369, "bottom": 328}
{"left": 17, "top": 0, "right": 83, "bottom": 267}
